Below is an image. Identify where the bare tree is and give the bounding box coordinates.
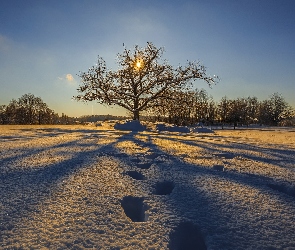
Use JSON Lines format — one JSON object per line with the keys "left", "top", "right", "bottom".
{"left": 207, "top": 96, "right": 217, "bottom": 125}
{"left": 1, "top": 93, "right": 60, "bottom": 125}
{"left": 269, "top": 92, "right": 292, "bottom": 125}
{"left": 193, "top": 88, "right": 209, "bottom": 123}
{"left": 246, "top": 96, "right": 259, "bottom": 125}
{"left": 217, "top": 96, "right": 230, "bottom": 129}
{"left": 257, "top": 93, "right": 292, "bottom": 126}
{"left": 227, "top": 99, "right": 243, "bottom": 129}
{"left": 148, "top": 88, "right": 218, "bottom": 126}
{"left": 75, "top": 42, "right": 217, "bottom": 120}
{"left": 166, "top": 90, "right": 196, "bottom": 126}
{"left": 5, "top": 99, "right": 18, "bottom": 124}
{"left": 146, "top": 89, "right": 197, "bottom": 125}
{"left": 0, "top": 105, "right": 7, "bottom": 124}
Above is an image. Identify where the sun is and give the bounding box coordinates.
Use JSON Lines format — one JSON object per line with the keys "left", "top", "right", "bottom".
{"left": 134, "top": 59, "right": 143, "bottom": 70}
{"left": 136, "top": 61, "right": 141, "bottom": 68}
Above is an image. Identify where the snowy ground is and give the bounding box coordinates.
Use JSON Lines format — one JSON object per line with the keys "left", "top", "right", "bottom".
{"left": 0, "top": 123, "right": 295, "bottom": 250}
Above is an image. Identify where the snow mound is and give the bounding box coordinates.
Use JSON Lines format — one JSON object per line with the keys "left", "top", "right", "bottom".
{"left": 114, "top": 120, "right": 146, "bottom": 131}
{"left": 192, "top": 127, "right": 214, "bottom": 133}
{"left": 156, "top": 123, "right": 190, "bottom": 133}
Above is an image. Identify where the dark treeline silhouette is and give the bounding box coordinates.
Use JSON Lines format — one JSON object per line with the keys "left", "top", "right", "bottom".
{"left": 0, "top": 93, "right": 75, "bottom": 125}
{"left": 1, "top": 92, "right": 294, "bottom": 127}
{"left": 78, "top": 114, "right": 129, "bottom": 124}
{"left": 145, "top": 89, "right": 295, "bottom": 128}
{"left": 0, "top": 93, "right": 129, "bottom": 125}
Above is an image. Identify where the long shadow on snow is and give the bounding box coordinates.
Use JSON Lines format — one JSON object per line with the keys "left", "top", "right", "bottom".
{"left": 0, "top": 127, "right": 122, "bottom": 167}
{"left": 5, "top": 127, "right": 116, "bottom": 141}
{"left": 0, "top": 130, "right": 127, "bottom": 238}
{"left": 122, "top": 131, "right": 295, "bottom": 249}
{"left": 0, "top": 137, "right": 83, "bottom": 168}
{"left": 2, "top": 129, "right": 294, "bottom": 249}
{"left": 153, "top": 133, "right": 295, "bottom": 169}
{"left": 118, "top": 132, "right": 295, "bottom": 200}
{"left": 12, "top": 127, "right": 101, "bottom": 134}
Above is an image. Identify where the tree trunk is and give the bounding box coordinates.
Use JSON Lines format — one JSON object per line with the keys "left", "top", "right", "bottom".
{"left": 133, "top": 110, "right": 140, "bottom": 120}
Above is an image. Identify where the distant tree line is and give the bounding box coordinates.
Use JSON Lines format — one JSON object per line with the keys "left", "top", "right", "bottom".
{"left": 146, "top": 90, "right": 295, "bottom": 128}
{"left": 78, "top": 114, "right": 129, "bottom": 124}
{"left": 1, "top": 92, "right": 294, "bottom": 127}
{"left": 0, "top": 93, "right": 75, "bottom": 125}
{"left": 0, "top": 93, "right": 131, "bottom": 125}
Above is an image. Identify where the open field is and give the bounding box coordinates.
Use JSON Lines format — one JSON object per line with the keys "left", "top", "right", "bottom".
{"left": 1, "top": 124, "right": 295, "bottom": 249}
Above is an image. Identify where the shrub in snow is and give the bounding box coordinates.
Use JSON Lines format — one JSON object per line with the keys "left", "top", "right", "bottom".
{"left": 114, "top": 120, "right": 146, "bottom": 131}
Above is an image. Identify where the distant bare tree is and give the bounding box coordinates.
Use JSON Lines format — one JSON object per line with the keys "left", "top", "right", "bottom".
{"left": 0, "top": 105, "right": 7, "bottom": 124}
{"left": 147, "top": 89, "right": 199, "bottom": 126}
{"left": 1, "top": 94, "right": 60, "bottom": 125}
{"left": 167, "top": 90, "right": 196, "bottom": 125}
{"left": 257, "top": 93, "right": 292, "bottom": 126}
{"left": 217, "top": 96, "right": 230, "bottom": 128}
{"left": 269, "top": 93, "right": 292, "bottom": 125}
{"left": 148, "top": 88, "right": 218, "bottom": 126}
{"left": 246, "top": 96, "right": 259, "bottom": 125}
{"left": 193, "top": 88, "right": 209, "bottom": 123}
{"left": 5, "top": 99, "right": 18, "bottom": 124}
{"left": 207, "top": 96, "right": 217, "bottom": 125}
{"left": 75, "top": 42, "right": 218, "bottom": 120}
{"left": 227, "top": 99, "right": 243, "bottom": 129}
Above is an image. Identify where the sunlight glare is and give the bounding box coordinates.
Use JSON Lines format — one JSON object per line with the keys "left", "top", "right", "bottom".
{"left": 134, "top": 59, "right": 143, "bottom": 70}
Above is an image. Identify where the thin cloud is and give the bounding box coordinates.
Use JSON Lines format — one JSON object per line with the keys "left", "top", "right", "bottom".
{"left": 66, "top": 74, "right": 74, "bottom": 82}
{"left": 58, "top": 73, "right": 76, "bottom": 86}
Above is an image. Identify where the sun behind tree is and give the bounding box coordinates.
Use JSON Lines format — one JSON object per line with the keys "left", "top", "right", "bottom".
{"left": 135, "top": 60, "right": 142, "bottom": 69}
{"left": 75, "top": 42, "right": 218, "bottom": 120}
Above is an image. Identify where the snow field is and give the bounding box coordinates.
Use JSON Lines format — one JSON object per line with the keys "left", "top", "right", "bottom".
{"left": 0, "top": 124, "right": 295, "bottom": 249}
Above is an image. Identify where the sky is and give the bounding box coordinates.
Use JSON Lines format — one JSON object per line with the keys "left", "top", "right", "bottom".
{"left": 0, "top": 0, "right": 294, "bottom": 117}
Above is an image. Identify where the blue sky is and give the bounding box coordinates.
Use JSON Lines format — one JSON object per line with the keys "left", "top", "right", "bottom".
{"left": 0, "top": 0, "right": 294, "bottom": 117}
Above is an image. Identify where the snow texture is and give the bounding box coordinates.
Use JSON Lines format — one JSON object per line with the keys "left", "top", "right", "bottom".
{"left": 1, "top": 124, "right": 295, "bottom": 249}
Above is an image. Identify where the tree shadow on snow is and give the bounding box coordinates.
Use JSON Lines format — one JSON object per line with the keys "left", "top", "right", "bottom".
{"left": 1, "top": 128, "right": 295, "bottom": 249}
{"left": 0, "top": 130, "right": 128, "bottom": 240}
{"left": 117, "top": 130, "right": 295, "bottom": 249}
